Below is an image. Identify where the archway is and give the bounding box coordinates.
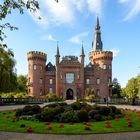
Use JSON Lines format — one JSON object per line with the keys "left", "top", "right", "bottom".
{"left": 66, "top": 88, "right": 74, "bottom": 100}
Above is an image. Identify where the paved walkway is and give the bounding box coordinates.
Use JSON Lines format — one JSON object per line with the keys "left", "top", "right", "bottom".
{"left": 0, "top": 101, "right": 140, "bottom": 140}
{"left": 0, "top": 131, "right": 140, "bottom": 140}
{"left": 0, "top": 100, "right": 140, "bottom": 111}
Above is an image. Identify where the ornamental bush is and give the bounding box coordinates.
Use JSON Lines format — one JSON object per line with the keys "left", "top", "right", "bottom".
{"left": 88, "top": 110, "right": 99, "bottom": 119}
{"left": 99, "top": 106, "right": 112, "bottom": 116}
{"left": 76, "top": 110, "right": 89, "bottom": 122}
{"left": 60, "top": 111, "right": 79, "bottom": 123}
{"left": 71, "top": 102, "right": 82, "bottom": 110}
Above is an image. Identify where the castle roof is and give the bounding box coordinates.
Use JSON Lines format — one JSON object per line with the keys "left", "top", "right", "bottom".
{"left": 85, "top": 62, "right": 93, "bottom": 72}
{"left": 46, "top": 62, "right": 56, "bottom": 71}
{"left": 60, "top": 56, "right": 80, "bottom": 65}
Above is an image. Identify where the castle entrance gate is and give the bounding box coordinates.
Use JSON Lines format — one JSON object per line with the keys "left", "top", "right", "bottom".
{"left": 66, "top": 88, "right": 73, "bottom": 100}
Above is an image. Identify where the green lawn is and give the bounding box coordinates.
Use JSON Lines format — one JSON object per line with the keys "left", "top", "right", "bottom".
{"left": 0, "top": 109, "right": 140, "bottom": 134}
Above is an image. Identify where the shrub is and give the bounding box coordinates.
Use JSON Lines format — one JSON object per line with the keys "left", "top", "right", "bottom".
{"left": 58, "top": 102, "right": 67, "bottom": 106}
{"left": 71, "top": 102, "right": 82, "bottom": 110}
{"left": 88, "top": 110, "right": 99, "bottom": 119}
{"left": 76, "top": 110, "right": 89, "bottom": 122}
{"left": 64, "top": 106, "right": 73, "bottom": 112}
{"left": 109, "top": 106, "right": 117, "bottom": 113}
{"left": 15, "top": 109, "right": 23, "bottom": 117}
{"left": 60, "top": 111, "right": 79, "bottom": 123}
{"left": 94, "top": 114, "right": 102, "bottom": 121}
{"left": 31, "top": 105, "right": 41, "bottom": 114}
{"left": 41, "top": 108, "right": 56, "bottom": 122}
{"left": 22, "top": 105, "right": 32, "bottom": 115}
{"left": 81, "top": 104, "right": 92, "bottom": 112}
{"left": 115, "top": 109, "right": 122, "bottom": 115}
{"left": 32, "top": 113, "right": 42, "bottom": 121}
{"left": 99, "top": 106, "right": 111, "bottom": 116}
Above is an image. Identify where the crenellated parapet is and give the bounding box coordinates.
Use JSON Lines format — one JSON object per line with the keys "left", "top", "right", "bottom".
{"left": 27, "top": 51, "right": 47, "bottom": 61}
{"left": 89, "top": 51, "right": 113, "bottom": 61}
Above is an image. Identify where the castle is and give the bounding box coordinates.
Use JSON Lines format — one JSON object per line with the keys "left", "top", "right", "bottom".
{"left": 27, "top": 17, "right": 113, "bottom": 99}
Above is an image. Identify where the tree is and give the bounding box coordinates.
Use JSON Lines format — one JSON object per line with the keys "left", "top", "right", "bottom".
{"left": 122, "top": 75, "right": 140, "bottom": 98}
{"left": 0, "top": 47, "right": 17, "bottom": 92}
{"left": 17, "top": 75, "right": 27, "bottom": 92}
{"left": 0, "top": 0, "right": 59, "bottom": 47}
{"left": 112, "top": 78, "right": 122, "bottom": 98}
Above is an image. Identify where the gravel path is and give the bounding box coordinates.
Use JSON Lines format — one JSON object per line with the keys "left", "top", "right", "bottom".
{"left": 0, "top": 131, "right": 140, "bottom": 140}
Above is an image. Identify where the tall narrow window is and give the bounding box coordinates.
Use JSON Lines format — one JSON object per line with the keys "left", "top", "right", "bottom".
{"left": 103, "top": 64, "right": 106, "bottom": 69}
{"left": 49, "top": 79, "right": 53, "bottom": 84}
{"left": 39, "top": 78, "right": 43, "bottom": 84}
{"left": 40, "top": 66, "right": 43, "bottom": 70}
{"left": 97, "top": 78, "right": 100, "bottom": 84}
{"left": 66, "top": 73, "right": 74, "bottom": 84}
{"left": 33, "top": 64, "right": 37, "bottom": 70}
{"left": 109, "top": 65, "right": 111, "bottom": 69}
{"left": 49, "top": 88, "right": 53, "bottom": 93}
{"left": 108, "top": 77, "right": 111, "bottom": 84}
{"left": 86, "top": 79, "right": 90, "bottom": 84}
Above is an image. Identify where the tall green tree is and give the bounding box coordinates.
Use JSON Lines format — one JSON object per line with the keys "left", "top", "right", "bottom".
{"left": 112, "top": 78, "right": 122, "bottom": 98}
{"left": 0, "top": 47, "right": 17, "bottom": 92}
{"left": 17, "top": 75, "right": 27, "bottom": 92}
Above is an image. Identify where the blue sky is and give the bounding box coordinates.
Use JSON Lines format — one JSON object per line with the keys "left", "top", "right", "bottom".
{"left": 3, "top": 0, "right": 140, "bottom": 87}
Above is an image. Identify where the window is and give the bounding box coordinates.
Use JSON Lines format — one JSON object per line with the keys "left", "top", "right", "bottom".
{"left": 33, "top": 64, "right": 37, "bottom": 70}
{"left": 39, "top": 78, "right": 43, "bottom": 84}
{"left": 40, "top": 89, "right": 42, "bottom": 96}
{"left": 29, "top": 64, "right": 30, "bottom": 70}
{"left": 103, "top": 64, "right": 106, "bottom": 69}
{"left": 97, "top": 78, "right": 100, "bottom": 84}
{"left": 60, "top": 74, "right": 63, "bottom": 79}
{"left": 108, "top": 78, "right": 111, "bottom": 84}
{"left": 86, "top": 79, "right": 90, "bottom": 84}
{"left": 28, "top": 78, "right": 31, "bottom": 83}
{"left": 109, "top": 65, "right": 111, "bottom": 69}
{"left": 49, "top": 88, "right": 53, "bottom": 93}
{"left": 49, "top": 79, "right": 53, "bottom": 84}
{"left": 40, "top": 66, "right": 43, "bottom": 70}
{"left": 77, "top": 75, "right": 80, "bottom": 79}
{"left": 96, "top": 89, "right": 100, "bottom": 96}
{"left": 66, "top": 73, "right": 74, "bottom": 84}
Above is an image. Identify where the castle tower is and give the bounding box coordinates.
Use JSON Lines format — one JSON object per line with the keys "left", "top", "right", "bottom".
{"left": 55, "top": 42, "right": 60, "bottom": 97}
{"left": 89, "top": 17, "right": 113, "bottom": 98}
{"left": 79, "top": 44, "right": 85, "bottom": 98}
{"left": 27, "top": 51, "right": 47, "bottom": 97}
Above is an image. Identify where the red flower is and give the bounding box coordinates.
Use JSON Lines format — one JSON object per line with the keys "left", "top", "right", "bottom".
{"left": 84, "top": 126, "right": 91, "bottom": 130}
{"left": 45, "top": 122, "right": 51, "bottom": 125}
{"left": 86, "top": 123, "right": 92, "bottom": 126}
{"left": 83, "top": 122, "right": 87, "bottom": 125}
{"left": 128, "top": 123, "right": 132, "bottom": 127}
{"left": 27, "top": 127, "right": 33, "bottom": 133}
{"left": 105, "top": 124, "right": 111, "bottom": 128}
{"left": 47, "top": 125, "right": 52, "bottom": 130}
{"left": 58, "top": 124, "right": 64, "bottom": 128}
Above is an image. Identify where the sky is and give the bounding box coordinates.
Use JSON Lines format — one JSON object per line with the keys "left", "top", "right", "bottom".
{"left": 2, "top": 0, "right": 140, "bottom": 87}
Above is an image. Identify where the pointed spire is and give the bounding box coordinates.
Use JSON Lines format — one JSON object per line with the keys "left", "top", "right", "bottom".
{"left": 95, "top": 16, "right": 100, "bottom": 30}
{"left": 56, "top": 41, "right": 60, "bottom": 56}
{"left": 92, "top": 16, "right": 103, "bottom": 51}
{"left": 80, "top": 41, "right": 85, "bottom": 56}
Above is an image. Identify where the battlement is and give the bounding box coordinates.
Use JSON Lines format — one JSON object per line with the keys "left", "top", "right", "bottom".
{"left": 27, "top": 51, "right": 47, "bottom": 61}
{"left": 89, "top": 51, "right": 113, "bottom": 60}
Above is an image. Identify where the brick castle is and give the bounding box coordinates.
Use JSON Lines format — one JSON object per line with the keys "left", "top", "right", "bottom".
{"left": 27, "top": 17, "right": 113, "bottom": 99}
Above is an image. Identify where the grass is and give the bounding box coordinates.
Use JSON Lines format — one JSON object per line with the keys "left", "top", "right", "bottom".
{"left": 0, "top": 109, "right": 140, "bottom": 134}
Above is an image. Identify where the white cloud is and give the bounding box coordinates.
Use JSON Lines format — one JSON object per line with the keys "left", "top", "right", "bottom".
{"left": 41, "top": 34, "right": 57, "bottom": 42}
{"left": 26, "top": 0, "right": 105, "bottom": 28}
{"left": 69, "top": 32, "right": 88, "bottom": 45}
{"left": 110, "top": 48, "right": 120, "bottom": 57}
{"left": 119, "top": 0, "right": 140, "bottom": 21}
{"left": 87, "top": 0, "right": 104, "bottom": 15}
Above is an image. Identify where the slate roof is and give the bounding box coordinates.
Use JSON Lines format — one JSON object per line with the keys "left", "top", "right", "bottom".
{"left": 60, "top": 56, "right": 80, "bottom": 65}
{"left": 46, "top": 62, "right": 56, "bottom": 71}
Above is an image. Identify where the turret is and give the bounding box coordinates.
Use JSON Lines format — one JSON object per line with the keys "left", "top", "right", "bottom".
{"left": 55, "top": 42, "right": 60, "bottom": 97}
{"left": 55, "top": 41, "right": 60, "bottom": 66}
{"left": 89, "top": 17, "right": 113, "bottom": 98}
{"left": 27, "top": 51, "right": 47, "bottom": 97}
{"left": 92, "top": 16, "right": 103, "bottom": 51}
{"left": 80, "top": 43, "right": 85, "bottom": 66}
